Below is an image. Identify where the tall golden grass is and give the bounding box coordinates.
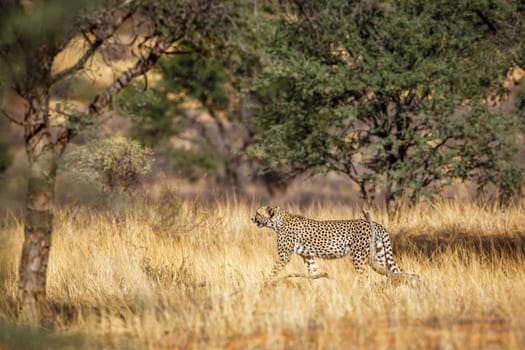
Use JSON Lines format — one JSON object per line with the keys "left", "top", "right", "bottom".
{"left": 1, "top": 194, "right": 524, "bottom": 349}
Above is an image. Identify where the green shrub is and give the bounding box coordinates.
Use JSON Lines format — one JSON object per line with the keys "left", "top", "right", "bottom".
{"left": 64, "top": 138, "right": 153, "bottom": 192}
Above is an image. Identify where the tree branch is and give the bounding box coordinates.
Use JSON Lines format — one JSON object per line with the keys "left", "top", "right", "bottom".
{"left": 474, "top": 9, "right": 497, "bottom": 34}
{"left": 88, "top": 36, "right": 174, "bottom": 115}
{"left": 50, "top": 38, "right": 104, "bottom": 85}
{"left": 50, "top": 9, "right": 136, "bottom": 85}
{"left": 1, "top": 108, "right": 25, "bottom": 126}
{"left": 433, "top": 136, "right": 452, "bottom": 151}
{"left": 54, "top": 35, "right": 175, "bottom": 155}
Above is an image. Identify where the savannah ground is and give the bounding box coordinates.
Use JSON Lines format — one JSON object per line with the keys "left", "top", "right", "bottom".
{"left": 1, "top": 188, "right": 525, "bottom": 349}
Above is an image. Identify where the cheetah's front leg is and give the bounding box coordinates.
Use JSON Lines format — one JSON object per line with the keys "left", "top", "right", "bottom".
{"left": 302, "top": 257, "right": 319, "bottom": 277}
{"left": 270, "top": 237, "right": 293, "bottom": 277}
{"left": 353, "top": 257, "right": 366, "bottom": 273}
{"left": 270, "top": 257, "right": 290, "bottom": 277}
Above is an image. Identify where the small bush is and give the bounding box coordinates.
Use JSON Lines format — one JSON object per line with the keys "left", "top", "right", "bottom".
{"left": 64, "top": 138, "right": 153, "bottom": 193}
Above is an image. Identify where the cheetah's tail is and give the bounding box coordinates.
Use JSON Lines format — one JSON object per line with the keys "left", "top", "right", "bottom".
{"left": 381, "top": 231, "right": 402, "bottom": 274}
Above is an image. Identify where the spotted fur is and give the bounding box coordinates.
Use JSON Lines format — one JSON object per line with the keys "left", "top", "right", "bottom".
{"left": 251, "top": 206, "right": 401, "bottom": 278}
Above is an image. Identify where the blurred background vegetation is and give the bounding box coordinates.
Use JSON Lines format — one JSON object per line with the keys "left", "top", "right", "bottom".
{"left": 0, "top": 0, "right": 524, "bottom": 213}
{"left": 0, "top": 1, "right": 524, "bottom": 347}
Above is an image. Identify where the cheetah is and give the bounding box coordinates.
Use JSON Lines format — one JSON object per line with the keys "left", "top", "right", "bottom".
{"left": 251, "top": 206, "right": 402, "bottom": 278}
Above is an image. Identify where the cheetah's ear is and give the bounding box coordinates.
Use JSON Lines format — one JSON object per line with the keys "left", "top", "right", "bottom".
{"left": 269, "top": 207, "right": 281, "bottom": 217}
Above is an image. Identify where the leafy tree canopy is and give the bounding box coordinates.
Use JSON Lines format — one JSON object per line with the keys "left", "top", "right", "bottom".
{"left": 117, "top": 4, "right": 266, "bottom": 184}
{"left": 252, "top": 0, "right": 525, "bottom": 209}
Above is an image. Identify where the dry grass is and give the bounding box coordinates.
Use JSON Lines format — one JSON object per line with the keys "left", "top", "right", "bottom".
{"left": 1, "top": 195, "right": 525, "bottom": 349}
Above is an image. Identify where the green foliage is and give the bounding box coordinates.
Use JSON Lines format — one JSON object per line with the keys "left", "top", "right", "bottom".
{"left": 118, "top": 48, "right": 237, "bottom": 148}
{"left": 117, "top": 3, "right": 264, "bottom": 182}
{"left": 159, "top": 51, "right": 230, "bottom": 109}
{"left": 118, "top": 83, "right": 183, "bottom": 148}
{"left": 166, "top": 147, "right": 220, "bottom": 181}
{"left": 64, "top": 138, "right": 153, "bottom": 192}
{"left": 0, "top": 0, "right": 96, "bottom": 92}
{"left": 117, "top": 77, "right": 224, "bottom": 180}
{"left": 252, "top": 0, "right": 524, "bottom": 208}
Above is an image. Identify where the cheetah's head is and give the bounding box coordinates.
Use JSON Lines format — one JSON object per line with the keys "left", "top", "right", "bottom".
{"left": 251, "top": 206, "right": 283, "bottom": 232}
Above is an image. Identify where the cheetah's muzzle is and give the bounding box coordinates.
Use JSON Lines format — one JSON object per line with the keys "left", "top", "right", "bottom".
{"left": 251, "top": 216, "right": 264, "bottom": 228}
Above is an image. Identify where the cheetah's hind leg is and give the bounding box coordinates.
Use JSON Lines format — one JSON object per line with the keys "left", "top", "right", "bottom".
{"left": 362, "top": 207, "right": 422, "bottom": 289}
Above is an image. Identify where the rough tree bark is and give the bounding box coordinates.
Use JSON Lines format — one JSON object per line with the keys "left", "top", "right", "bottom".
{"left": 18, "top": 87, "right": 62, "bottom": 324}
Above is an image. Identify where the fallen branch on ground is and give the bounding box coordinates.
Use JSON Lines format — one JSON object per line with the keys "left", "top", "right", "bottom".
{"left": 267, "top": 272, "right": 330, "bottom": 286}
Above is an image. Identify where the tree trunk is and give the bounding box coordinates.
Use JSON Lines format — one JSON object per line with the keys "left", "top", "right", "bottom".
{"left": 358, "top": 178, "right": 376, "bottom": 210}
{"left": 384, "top": 174, "right": 399, "bottom": 218}
{"left": 18, "top": 164, "right": 56, "bottom": 325}
{"left": 385, "top": 186, "right": 395, "bottom": 218}
{"left": 18, "top": 92, "right": 58, "bottom": 325}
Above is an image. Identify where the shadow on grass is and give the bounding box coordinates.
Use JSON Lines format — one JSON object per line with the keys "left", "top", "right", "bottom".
{"left": 393, "top": 233, "right": 525, "bottom": 262}
{"left": 0, "top": 322, "right": 93, "bottom": 350}
{"left": 0, "top": 298, "right": 135, "bottom": 349}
